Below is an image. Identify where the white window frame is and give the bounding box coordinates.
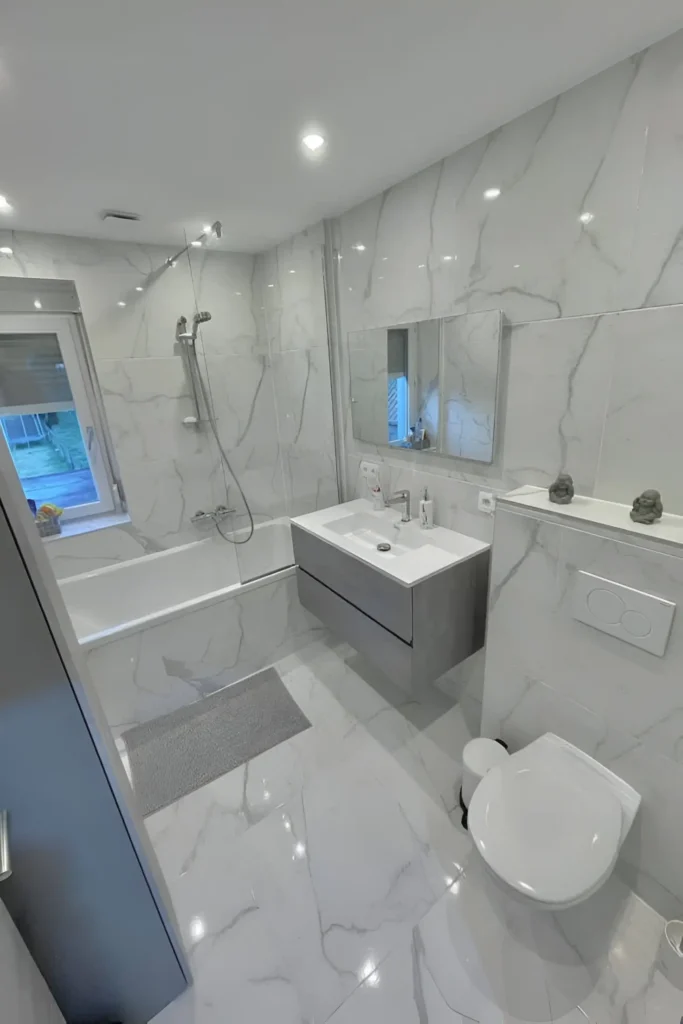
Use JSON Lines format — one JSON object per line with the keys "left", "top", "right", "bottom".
{"left": 0, "top": 312, "right": 117, "bottom": 521}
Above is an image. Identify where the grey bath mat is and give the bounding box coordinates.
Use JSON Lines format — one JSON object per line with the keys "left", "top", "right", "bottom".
{"left": 121, "top": 667, "right": 311, "bottom": 816}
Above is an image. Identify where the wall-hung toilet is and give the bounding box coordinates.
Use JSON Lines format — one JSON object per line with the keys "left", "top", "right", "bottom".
{"left": 467, "top": 733, "right": 641, "bottom": 910}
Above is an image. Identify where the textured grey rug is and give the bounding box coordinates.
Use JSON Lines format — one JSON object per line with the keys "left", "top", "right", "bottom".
{"left": 122, "top": 667, "right": 311, "bottom": 816}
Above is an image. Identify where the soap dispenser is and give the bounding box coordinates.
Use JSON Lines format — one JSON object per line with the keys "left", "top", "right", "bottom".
{"left": 419, "top": 486, "right": 434, "bottom": 529}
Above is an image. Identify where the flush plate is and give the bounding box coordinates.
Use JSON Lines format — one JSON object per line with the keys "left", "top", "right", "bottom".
{"left": 571, "top": 570, "right": 676, "bottom": 657}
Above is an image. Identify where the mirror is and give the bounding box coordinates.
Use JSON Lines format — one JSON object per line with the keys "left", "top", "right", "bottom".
{"left": 348, "top": 309, "right": 502, "bottom": 464}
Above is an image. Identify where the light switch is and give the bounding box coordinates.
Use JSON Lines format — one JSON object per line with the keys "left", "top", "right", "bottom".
{"left": 571, "top": 571, "right": 676, "bottom": 657}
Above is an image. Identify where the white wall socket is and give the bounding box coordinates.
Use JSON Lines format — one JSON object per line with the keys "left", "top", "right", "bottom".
{"left": 478, "top": 491, "right": 496, "bottom": 515}
{"left": 360, "top": 461, "right": 381, "bottom": 486}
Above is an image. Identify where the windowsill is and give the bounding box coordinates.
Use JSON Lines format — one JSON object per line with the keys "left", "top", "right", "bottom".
{"left": 41, "top": 511, "right": 131, "bottom": 543}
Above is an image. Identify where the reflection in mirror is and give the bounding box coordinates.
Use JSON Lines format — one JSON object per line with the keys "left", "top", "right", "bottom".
{"left": 348, "top": 310, "right": 501, "bottom": 464}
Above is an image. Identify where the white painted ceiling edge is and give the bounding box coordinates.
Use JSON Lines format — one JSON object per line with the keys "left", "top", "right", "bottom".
{"left": 2, "top": 0, "right": 682, "bottom": 253}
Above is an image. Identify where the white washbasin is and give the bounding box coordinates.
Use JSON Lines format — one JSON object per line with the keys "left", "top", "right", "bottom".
{"left": 291, "top": 499, "right": 490, "bottom": 586}
{"left": 325, "top": 511, "right": 428, "bottom": 556}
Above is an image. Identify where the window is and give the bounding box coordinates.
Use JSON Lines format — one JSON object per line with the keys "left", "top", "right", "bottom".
{"left": 0, "top": 313, "right": 119, "bottom": 522}
{"left": 387, "top": 373, "right": 409, "bottom": 443}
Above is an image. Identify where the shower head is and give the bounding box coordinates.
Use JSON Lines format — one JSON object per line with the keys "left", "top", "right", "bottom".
{"left": 193, "top": 311, "right": 212, "bottom": 324}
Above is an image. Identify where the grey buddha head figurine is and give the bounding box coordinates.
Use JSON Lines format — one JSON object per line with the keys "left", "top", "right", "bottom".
{"left": 630, "top": 489, "right": 663, "bottom": 525}
{"left": 549, "top": 473, "right": 575, "bottom": 505}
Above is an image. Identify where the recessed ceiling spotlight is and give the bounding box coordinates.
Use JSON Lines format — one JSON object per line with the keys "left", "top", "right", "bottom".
{"left": 351, "top": 244, "right": 366, "bottom": 252}
{"left": 442, "top": 254, "right": 457, "bottom": 261}
{"left": 289, "top": 269, "right": 296, "bottom": 274}
{"left": 135, "top": 285, "right": 144, "bottom": 292}
{"left": 302, "top": 133, "right": 325, "bottom": 152}
{"left": 268, "top": 283, "right": 274, "bottom": 288}
{"left": 579, "top": 211, "right": 595, "bottom": 225}
{"left": 483, "top": 187, "right": 501, "bottom": 200}
{"left": 0, "top": 195, "right": 13, "bottom": 213}
{"left": 33, "top": 299, "right": 42, "bottom": 309}
{"left": 418, "top": 263, "right": 426, "bottom": 269}
{"left": 117, "top": 300, "right": 126, "bottom": 307}
{"left": 0, "top": 246, "right": 12, "bottom": 255}
{"left": 191, "top": 240, "right": 202, "bottom": 247}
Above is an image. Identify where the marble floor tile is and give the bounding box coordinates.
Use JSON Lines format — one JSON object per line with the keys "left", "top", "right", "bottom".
{"left": 144, "top": 637, "right": 676, "bottom": 1024}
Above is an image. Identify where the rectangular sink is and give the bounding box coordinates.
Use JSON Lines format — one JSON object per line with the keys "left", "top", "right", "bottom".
{"left": 325, "top": 512, "right": 428, "bottom": 556}
{"left": 291, "top": 499, "right": 489, "bottom": 586}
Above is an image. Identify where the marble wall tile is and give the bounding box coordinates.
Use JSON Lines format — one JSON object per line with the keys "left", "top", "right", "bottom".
{"left": 254, "top": 226, "right": 339, "bottom": 518}
{"left": 45, "top": 524, "right": 152, "bottom": 579}
{"left": 348, "top": 331, "right": 389, "bottom": 446}
{"left": 502, "top": 314, "right": 616, "bottom": 493}
{"left": 258, "top": 224, "right": 327, "bottom": 354}
{"left": 440, "top": 310, "right": 500, "bottom": 462}
{"left": 87, "top": 573, "right": 324, "bottom": 736}
{"left": 594, "top": 303, "right": 683, "bottom": 513}
{"left": 331, "top": 30, "right": 683, "bottom": 536}
{"left": 98, "top": 357, "right": 213, "bottom": 465}
{"left": 482, "top": 504, "right": 683, "bottom": 914}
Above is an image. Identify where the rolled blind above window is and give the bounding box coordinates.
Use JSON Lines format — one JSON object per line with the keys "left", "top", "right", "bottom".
{"left": 0, "top": 333, "right": 73, "bottom": 409}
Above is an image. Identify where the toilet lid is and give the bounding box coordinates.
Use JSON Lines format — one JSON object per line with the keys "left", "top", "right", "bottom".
{"left": 468, "top": 755, "right": 622, "bottom": 905}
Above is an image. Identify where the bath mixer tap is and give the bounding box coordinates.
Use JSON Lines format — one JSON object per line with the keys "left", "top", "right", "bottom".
{"left": 191, "top": 505, "right": 236, "bottom": 526}
{"left": 385, "top": 489, "right": 411, "bottom": 522}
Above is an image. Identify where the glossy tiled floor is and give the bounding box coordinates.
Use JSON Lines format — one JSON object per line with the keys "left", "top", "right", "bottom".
{"left": 144, "top": 637, "right": 683, "bottom": 1024}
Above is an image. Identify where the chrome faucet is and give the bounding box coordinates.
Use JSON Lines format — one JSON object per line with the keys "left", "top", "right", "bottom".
{"left": 385, "top": 489, "right": 411, "bottom": 522}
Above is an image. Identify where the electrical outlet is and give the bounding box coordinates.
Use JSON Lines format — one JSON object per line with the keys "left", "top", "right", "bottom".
{"left": 478, "top": 491, "right": 496, "bottom": 515}
{"left": 360, "top": 461, "right": 380, "bottom": 486}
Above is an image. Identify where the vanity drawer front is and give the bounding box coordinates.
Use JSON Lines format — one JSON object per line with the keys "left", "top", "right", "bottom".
{"left": 292, "top": 524, "right": 412, "bottom": 642}
{"left": 297, "top": 569, "right": 413, "bottom": 691}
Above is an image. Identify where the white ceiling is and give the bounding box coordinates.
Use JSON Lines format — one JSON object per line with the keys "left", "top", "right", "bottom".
{"left": 1, "top": 0, "right": 682, "bottom": 253}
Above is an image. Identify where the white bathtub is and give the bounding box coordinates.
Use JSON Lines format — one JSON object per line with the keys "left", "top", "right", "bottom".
{"left": 61, "top": 518, "right": 321, "bottom": 736}
{"left": 60, "top": 517, "right": 295, "bottom": 648}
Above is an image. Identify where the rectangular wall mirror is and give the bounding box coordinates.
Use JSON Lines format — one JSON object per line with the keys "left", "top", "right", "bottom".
{"left": 348, "top": 309, "right": 502, "bottom": 464}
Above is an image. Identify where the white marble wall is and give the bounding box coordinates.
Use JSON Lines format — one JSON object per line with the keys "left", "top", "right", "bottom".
{"left": 482, "top": 502, "right": 683, "bottom": 918}
{"left": 332, "top": 28, "right": 683, "bottom": 538}
{"left": 87, "top": 572, "right": 325, "bottom": 737}
{"left": 0, "top": 231, "right": 261, "bottom": 574}
{"left": 0, "top": 228, "right": 338, "bottom": 578}
{"left": 254, "top": 224, "right": 338, "bottom": 520}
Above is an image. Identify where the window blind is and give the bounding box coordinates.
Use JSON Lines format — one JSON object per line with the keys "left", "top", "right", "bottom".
{"left": 0, "top": 333, "right": 73, "bottom": 408}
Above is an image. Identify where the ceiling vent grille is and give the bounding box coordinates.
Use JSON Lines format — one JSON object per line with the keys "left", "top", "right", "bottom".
{"left": 100, "top": 209, "right": 141, "bottom": 222}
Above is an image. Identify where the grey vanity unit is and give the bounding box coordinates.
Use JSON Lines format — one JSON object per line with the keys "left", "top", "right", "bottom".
{"left": 292, "top": 514, "right": 489, "bottom": 691}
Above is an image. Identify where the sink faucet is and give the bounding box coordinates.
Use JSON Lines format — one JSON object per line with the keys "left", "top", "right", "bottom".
{"left": 385, "top": 489, "right": 411, "bottom": 522}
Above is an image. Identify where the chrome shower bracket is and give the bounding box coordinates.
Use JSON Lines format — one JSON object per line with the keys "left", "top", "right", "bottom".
{"left": 176, "top": 314, "right": 203, "bottom": 424}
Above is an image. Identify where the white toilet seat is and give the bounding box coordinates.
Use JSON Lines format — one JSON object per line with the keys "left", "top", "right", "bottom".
{"left": 468, "top": 735, "right": 624, "bottom": 907}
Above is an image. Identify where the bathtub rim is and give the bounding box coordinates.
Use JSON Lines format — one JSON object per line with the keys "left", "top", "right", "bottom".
{"left": 74, "top": 565, "right": 295, "bottom": 651}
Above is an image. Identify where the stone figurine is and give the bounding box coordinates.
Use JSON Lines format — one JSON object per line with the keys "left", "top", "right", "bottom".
{"left": 630, "top": 489, "right": 664, "bottom": 525}
{"left": 549, "top": 473, "right": 575, "bottom": 505}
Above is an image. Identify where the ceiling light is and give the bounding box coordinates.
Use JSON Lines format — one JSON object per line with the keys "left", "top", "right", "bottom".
{"left": 418, "top": 263, "right": 426, "bottom": 269}
{"left": 442, "top": 254, "right": 457, "bottom": 261}
{"left": 268, "top": 283, "right": 274, "bottom": 288}
{"left": 381, "top": 257, "right": 388, "bottom": 261}
{"left": 33, "top": 299, "right": 42, "bottom": 309}
{"left": 202, "top": 224, "right": 212, "bottom": 235}
{"left": 117, "top": 300, "right": 126, "bottom": 307}
{"left": 483, "top": 187, "right": 501, "bottom": 200}
{"left": 289, "top": 269, "right": 296, "bottom": 274}
{"left": 0, "top": 195, "right": 13, "bottom": 213}
{"left": 191, "top": 240, "right": 202, "bottom": 247}
{"left": 135, "top": 285, "right": 144, "bottom": 292}
{"left": 513, "top": 263, "right": 521, "bottom": 268}
{"left": 351, "top": 243, "right": 366, "bottom": 251}
{"left": 235, "top": 291, "right": 242, "bottom": 296}
{"left": 0, "top": 246, "right": 12, "bottom": 255}
{"left": 579, "top": 211, "right": 594, "bottom": 225}
{"left": 302, "top": 133, "right": 325, "bottom": 152}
